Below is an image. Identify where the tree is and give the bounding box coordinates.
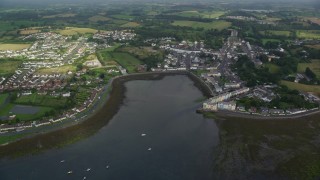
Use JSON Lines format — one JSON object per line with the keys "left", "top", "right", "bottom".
{"left": 305, "top": 67, "right": 316, "bottom": 79}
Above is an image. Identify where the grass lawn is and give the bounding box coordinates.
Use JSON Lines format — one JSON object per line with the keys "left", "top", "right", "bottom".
{"left": 0, "top": 134, "right": 27, "bottom": 145}
{"left": 297, "top": 60, "right": 320, "bottom": 78}
{"left": 0, "top": 60, "right": 22, "bottom": 76}
{"left": 171, "top": 20, "right": 231, "bottom": 30}
{"left": 120, "top": 22, "right": 140, "bottom": 28}
{"left": 296, "top": 30, "right": 320, "bottom": 39}
{"left": 111, "top": 52, "right": 142, "bottom": 73}
{"left": 0, "top": 43, "right": 30, "bottom": 51}
{"left": 280, "top": 80, "right": 320, "bottom": 95}
{"left": 265, "top": 63, "right": 281, "bottom": 74}
{"left": 14, "top": 94, "right": 68, "bottom": 108}
{"left": 57, "top": 27, "right": 98, "bottom": 36}
{"left": 36, "top": 65, "right": 76, "bottom": 74}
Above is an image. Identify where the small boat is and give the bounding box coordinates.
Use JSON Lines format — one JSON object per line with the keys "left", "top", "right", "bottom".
{"left": 67, "top": 171, "right": 73, "bottom": 174}
{"left": 86, "top": 168, "right": 91, "bottom": 172}
{"left": 148, "top": 147, "right": 152, "bottom": 151}
{"left": 106, "top": 165, "right": 110, "bottom": 169}
{"left": 83, "top": 177, "right": 87, "bottom": 180}
{"left": 141, "top": 133, "right": 146, "bottom": 137}
{"left": 60, "top": 160, "right": 65, "bottom": 163}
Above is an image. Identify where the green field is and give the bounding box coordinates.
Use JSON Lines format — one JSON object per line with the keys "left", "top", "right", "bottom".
{"left": 36, "top": 65, "right": 76, "bottom": 74}
{"left": 262, "top": 39, "right": 281, "bottom": 45}
{"left": 120, "top": 22, "right": 140, "bottom": 28}
{"left": 297, "top": 60, "right": 320, "bottom": 78}
{"left": 171, "top": 20, "right": 231, "bottom": 30}
{"left": 14, "top": 94, "right": 68, "bottom": 108}
{"left": 0, "top": 43, "right": 31, "bottom": 51}
{"left": 174, "top": 10, "right": 226, "bottom": 19}
{"left": 265, "top": 63, "right": 281, "bottom": 74}
{"left": 88, "top": 15, "right": 111, "bottom": 22}
{"left": 280, "top": 80, "right": 320, "bottom": 95}
{"left": 296, "top": 30, "right": 320, "bottom": 39}
{"left": 260, "top": 30, "right": 291, "bottom": 37}
{"left": 0, "top": 60, "right": 22, "bottom": 76}
{"left": 57, "top": 27, "right": 98, "bottom": 36}
{"left": 111, "top": 52, "right": 142, "bottom": 73}
{"left": 111, "top": 14, "right": 135, "bottom": 20}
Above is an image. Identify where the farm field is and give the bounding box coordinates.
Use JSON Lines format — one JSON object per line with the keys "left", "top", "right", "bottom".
{"left": 280, "top": 80, "right": 320, "bottom": 95}
{"left": 111, "top": 52, "right": 142, "bottom": 73}
{"left": 296, "top": 30, "right": 320, "bottom": 39}
{"left": 262, "top": 38, "right": 281, "bottom": 45}
{"left": 0, "top": 43, "right": 31, "bottom": 51}
{"left": 57, "top": 27, "right": 98, "bottom": 36}
{"left": 297, "top": 60, "right": 320, "bottom": 78}
{"left": 171, "top": 20, "right": 231, "bottom": 30}
{"left": 19, "top": 29, "right": 39, "bottom": 35}
{"left": 88, "top": 15, "right": 111, "bottom": 22}
{"left": 174, "top": 11, "right": 226, "bottom": 19}
{"left": 302, "top": 17, "right": 320, "bottom": 25}
{"left": 43, "top": 13, "right": 76, "bottom": 19}
{"left": 111, "top": 14, "right": 135, "bottom": 20}
{"left": 36, "top": 65, "right": 76, "bottom": 74}
{"left": 259, "top": 30, "right": 291, "bottom": 37}
{"left": 0, "top": 60, "right": 22, "bottom": 76}
{"left": 120, "top": 22, "right": 140, "bottom": 28}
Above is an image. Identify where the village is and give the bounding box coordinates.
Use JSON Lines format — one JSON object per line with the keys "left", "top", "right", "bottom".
{"left": 0, "top": 27, "right": 320, "bottom": 133}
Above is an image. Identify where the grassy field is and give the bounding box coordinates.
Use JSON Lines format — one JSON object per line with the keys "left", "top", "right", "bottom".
{"left": 0, "top": 43, "right": 31, "bottom": 51}
{"left": 117, "top": 46, "right": 164, "bottom": 60}
{"left": 111, "top": 52, "right": 142, "bottom": 73}
{"left": 174, "top": 10, "right": 226, "bottom": 19}
{"left": 0, "top": 60, "right": 22, "bottom": 76}
{"left": 57, "top": 27, "right": 98, "bottom": 36}
{"left": 171, "top": 20, "right": 231, "bottom": 30}
{"left": 36, "top": 65, "right": 76, "bottom": 74}
{"left": 280, "top": 80, "right": 320, "bottom": 95}
{"left": 15, "top": 94, "right": 68, "bottom": 108}
{"left": 88, "top": 15, "right": 111, "bottom": 22}
{"left": 296, "top": 30, "right": 320, "bottom": 39}
{"left": 111, "top": 14, "right": 135, "bottom": 20}
{"left": 15, "top": 106, "right": 53, "bottom": 121}
{"left": 262, "top": 39, "right": 281, "bottom": 45}
{"left": 297, "top": 60, "right": 320, "bottom": 78}
{"left": 265, "top": 63, "right": 280, "bottom": 74}
{"left": 43, "top": 13, "right": 76, "bottom": 19}
{"left": 260, "top": 30, "right": 291, "bottom": 37}
{"left": 19, "top": 29, "right": 39, "bottom": 35}
{"left": 120, "top": 22, "right": 140, "bottom": 28}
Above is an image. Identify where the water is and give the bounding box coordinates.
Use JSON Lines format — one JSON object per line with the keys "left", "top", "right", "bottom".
{"left": 11, "top": 105, "right": 40, "bottom": 114}
{"left": 0, "top": 75, "right": 219, "bottom": 180}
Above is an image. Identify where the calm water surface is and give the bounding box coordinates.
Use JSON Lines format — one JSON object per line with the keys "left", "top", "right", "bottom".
{"left": 0, "top": 75, "right": 219, "bottom": 180}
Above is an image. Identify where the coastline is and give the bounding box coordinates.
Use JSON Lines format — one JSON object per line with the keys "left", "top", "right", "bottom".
{"left": 0, "top": 71, "right": 211, "bottom": 158}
